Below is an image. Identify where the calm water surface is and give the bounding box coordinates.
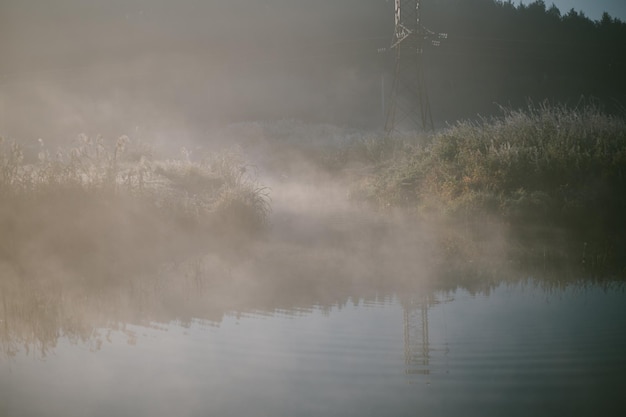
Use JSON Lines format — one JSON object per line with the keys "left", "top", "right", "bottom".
{"left": 1, "top": 281, "right": 625, "bottom": 417}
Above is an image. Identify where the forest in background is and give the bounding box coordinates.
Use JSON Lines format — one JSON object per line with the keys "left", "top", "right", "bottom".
{"left": 2, "top": 0, "right": 626, "bottom": 142}
{"left": 420, "top": 0, "right": 626, "bottom": 124}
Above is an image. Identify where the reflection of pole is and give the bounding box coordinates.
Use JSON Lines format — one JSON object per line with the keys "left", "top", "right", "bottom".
{"left": 403, "top": 294, "right": 431, "bottom": 375}
{"left": 0, "top": 92, "right": 4, "bottom": 136}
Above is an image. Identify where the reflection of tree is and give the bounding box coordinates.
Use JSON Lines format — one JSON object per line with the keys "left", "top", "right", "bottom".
{"left": 0, "top": 251, "right": 397, "bottom": 358}
{"left": 0, "top": 278, "right": 112, "bottom": 358}
{"left": 1, "top": 223, "right": 607, "bottom": 360}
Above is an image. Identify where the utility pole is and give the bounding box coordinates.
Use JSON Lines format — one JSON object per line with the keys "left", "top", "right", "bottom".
{"left": 385, "top": 0, "right": 446, "bottom": 133}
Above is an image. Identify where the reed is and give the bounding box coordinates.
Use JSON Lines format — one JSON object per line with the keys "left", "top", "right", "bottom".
{"left": 0, "top": 136, "right": 271, "bottom": 282}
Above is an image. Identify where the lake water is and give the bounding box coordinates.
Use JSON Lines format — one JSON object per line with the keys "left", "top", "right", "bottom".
{"left": 2, "top": 280, "right": 624, "bottom": 417}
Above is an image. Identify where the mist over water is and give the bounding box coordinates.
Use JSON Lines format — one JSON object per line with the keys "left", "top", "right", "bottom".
{"left": 1, "top": 120, "right": 624, "bottom": 415}
{"left": 2, "top": 279, "right": 625, "bottom": 417}
{"left": 2, "top": 2, "right": 626, "bottom": 416}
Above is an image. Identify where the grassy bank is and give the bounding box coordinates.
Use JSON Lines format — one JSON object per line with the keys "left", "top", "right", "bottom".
{"left": 350, "top": 104, "right": 626, "bottom": 273}
{"left": 4, "top": 108, "right": 626, "bottom": 356}
{"left": 2, "top": 104, "right": 624, "bottom": 286}
{"left": 0, "top": 135, "right": 270, "bottom": 282}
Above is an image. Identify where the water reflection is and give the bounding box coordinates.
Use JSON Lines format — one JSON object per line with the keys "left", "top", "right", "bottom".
{"left": 2, "top": 277, "right": 625, "bottom": 417}
{"left": 401, "top": 293, "right": 454, "bottom": 376}
{"left": 1, "top": 255, "right": 623, "bottom": 362}
{"left": 0, "top": 250, "right": 399, "bottom": 359}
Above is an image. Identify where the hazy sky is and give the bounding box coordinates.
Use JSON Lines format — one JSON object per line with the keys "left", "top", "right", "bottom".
{"left": 523, "top": 0, "right": 626, "bottom": 21}
{"left": 1, "top": 0, "right": 625, "bottom": 140}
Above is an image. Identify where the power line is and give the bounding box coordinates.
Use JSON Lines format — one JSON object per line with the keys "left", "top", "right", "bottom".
{"left": 385, "top": 0, "right": 446, "bottom": 133}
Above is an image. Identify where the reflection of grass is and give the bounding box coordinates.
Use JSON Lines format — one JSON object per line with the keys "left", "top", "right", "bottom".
{"left": 2, "top": 221, "right": 618, "bottom": 359}
{"left": 0, "top": 135, "right": 270, "bottom": 281}
{"left": 349, "top": 104, "right": 626, "bottom": 272}
{"left": 4, "top": 108, "right": 626, "bottom": 357}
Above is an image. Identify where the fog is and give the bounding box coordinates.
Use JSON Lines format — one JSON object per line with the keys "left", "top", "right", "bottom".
{"left": 4, "top": 0, "right": 625, "bottom": 145}
{"left": 0, "top": 0, "right": 435, "bottom": 319}
{"left": 3, "top": 0, "right": 623, "bottom": 344}
{"left": 2, "top": 3, "right": 626, "bottom": 416}
{"left": 0, "top": 112, "right": 520, "bottom": 361}
{"left": 1, "top": 0, "right": 391, "bottom": 144}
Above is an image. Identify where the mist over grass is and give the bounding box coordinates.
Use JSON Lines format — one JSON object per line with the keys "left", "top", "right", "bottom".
{"left": 3, "top": 103, "right": 624, "bottom": 289}
{"left": 2, "top": 103, "right": 626, "bottom": 357}
{"left": 0, "top": 135, "right": 270, "bottom": 282}
{"left": 351, "top": 103, "right": 626, "bottom": 274}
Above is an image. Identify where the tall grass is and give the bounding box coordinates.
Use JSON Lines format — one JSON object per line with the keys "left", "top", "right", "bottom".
{"left": 351, "top": 103, "right": 626, "bottom": 272}
{"left": 0, "top": 135, "right": 270, "bottom": 282}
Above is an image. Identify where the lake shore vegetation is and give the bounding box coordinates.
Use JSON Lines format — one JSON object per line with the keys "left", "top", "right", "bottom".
{"left": 1, "top": 103, "right": 624, "bottom": 289}
{"left": 0, "top": 135, "right": 270, "bottom": 282}
{"left": 349, "top": 103, "right": 626, "bottom": 275}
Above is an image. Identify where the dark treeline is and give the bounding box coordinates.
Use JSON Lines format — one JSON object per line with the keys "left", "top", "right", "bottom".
{"left": 2, "top": 0, "right": 626, "bottom": 138}
{"left": 418, "top": 0, "right": 626, "bottom": 124}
